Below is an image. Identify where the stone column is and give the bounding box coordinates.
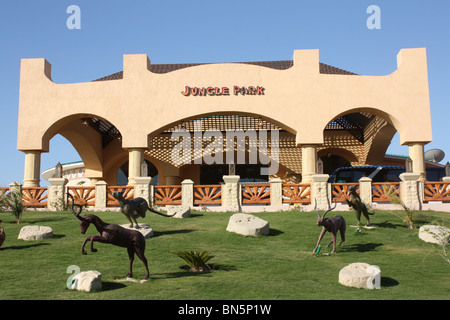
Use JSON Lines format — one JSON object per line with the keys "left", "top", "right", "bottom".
{"left": 23, "top": 151, "right": 41, "bottom": 187}
{"left": 443, "top": 176, "right": 450, "bottom": 195}
{"left": 358, "top": 177, "right": 373, "bottom": 207}
{"left": 444, "top": 163, "right": 450, "bottom": 189}
{"left": 9, "top": 181, "right": 22, "bottom": 195}
{"left": 127, "top": 148, "right": 145, "bottom": 185}
{"left": 47, "top": 178, "right": 68, "bottom": 210}
{"left": 311, "top": 174, "right": 330, "bottom": 208}
{"left": 94, "top": 180, "right": 108, "bottom": 208}
{"left": 408, "top": 143, "right": 426, "bottom": 182}
{"left": 181, "top": 179, "right": 194, "bottom": 208}
{"left": 400, "top": 173, "right": 421, "bottom": 209}
{"left": 134, "top": 177, "right": 153, "bottom": 206}
{"left": 270, "top": 177, "right": 283, "bottom": 207}
{"left": 301, "top": 145, "right": 317, "bottom": 183}
{"left": 222, "top": 175, "right": 241, "bottom": 210}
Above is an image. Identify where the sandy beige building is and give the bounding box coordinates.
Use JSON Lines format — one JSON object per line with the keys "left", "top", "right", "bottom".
{"left": 17, "top": 48, "right": 432, "bottom": 186}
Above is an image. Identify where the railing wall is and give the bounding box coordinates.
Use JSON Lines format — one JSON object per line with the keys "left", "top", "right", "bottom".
{"left": 2, "top": 173, "right": 449, "bottom": 211}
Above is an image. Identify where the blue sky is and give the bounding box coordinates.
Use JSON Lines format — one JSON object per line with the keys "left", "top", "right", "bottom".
{"left": 0, "top": 0, "right": 449, "bottom": 186}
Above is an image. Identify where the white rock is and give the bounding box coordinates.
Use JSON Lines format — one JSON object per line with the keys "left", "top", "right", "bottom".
{"left": 339, "top": 263, "right": 381, "bottom": 290}
{"left": 226, "top": 213, "right": 269, "bottom": 236}
{"left": 120, "top": 223, "right": 153, "bottom": 238}
{"left": 419, "top": 225, "right": 450, "bottom": 245}
{"left": 167, "top": 205, "right": 191, "bottom": 218}
{"left": 68, "top": 270, "right": 102, "bottom": 292}
{"left": 18, "top": 225, "right": 53, "bottom": 241}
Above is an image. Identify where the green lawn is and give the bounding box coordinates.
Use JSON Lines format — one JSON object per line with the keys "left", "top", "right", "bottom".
{"left": 0, "top": 208, "right": 448, "bottom": 300}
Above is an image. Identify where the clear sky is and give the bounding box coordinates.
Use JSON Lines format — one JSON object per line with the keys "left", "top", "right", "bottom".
{"left": 0, "top": 0, "right": 449, "bottom": 186}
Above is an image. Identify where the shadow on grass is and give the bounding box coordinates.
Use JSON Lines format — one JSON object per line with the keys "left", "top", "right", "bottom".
{"left": 372, "top": 220, "right": 404, "bottom": 229}
{"left": 152, "top": 229, "right": 196, "bottom": 238}
{"left": 101, "top": 281, "right": 127, "bottom": 291}
{"left": 151, "top": 263, "right": 237, "bottom": 280}
{"left": 24, "top": 215, "right": 69, "bottom": 224}
{"left": 381, "top": 277, "right": 399, "bottom": 287}
{"left": 0, "top": 242, "right": 50, "bottom": 250}
{"left": 341, "top": 242, "right": 383, "bottom": 252}
{"left": 268, "top": 228, "right": 284, "bottom": 236}
{"left": 189, "top": 213, "right": 205, "bottom": 218}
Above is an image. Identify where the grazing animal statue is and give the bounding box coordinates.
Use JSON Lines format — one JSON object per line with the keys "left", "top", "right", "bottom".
{"left": 313, "top": 200, "right": 346, "bottom": 254}
{"left": 68, "top": 194, "right": 150, "bottom": 280}
{"left": 112, "top": 191, "right": 176, "bottom": 228}
{"left": 345, "top": 186, "right": 375, "bottom": 226}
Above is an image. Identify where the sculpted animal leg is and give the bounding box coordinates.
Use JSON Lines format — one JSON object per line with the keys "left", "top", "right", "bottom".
{"left": 356, "top": 210, "right": 361, "bottom": 226}
{"left": 127, "top": 247, "right": 135, "bottom": 278}
{"left": 364, "top": 211, "right": 371, "bottom": 226}
{"left": 131, "top": 215, "right": 140, "bottom": 229}
{"left": 327, "top": 232, "right": 337, "bottom": 254}
{"left": 134, "top": 245, "right": 150, "bottom": 280}
{"left": 81, "top": 237, "right": 90, "bottom": 255}
{"left": 338, "top": 224, "right": 346, "bottom": 246}
{"left": 81, "top": 234, "right": 102, "bottom": 254}
{"left": 138, "top": 204, "right": 147, "bottom": 218}
{"left": 125, "top": 215, "right": 134, "bottom": 228}
{"left": 90, "top": 234, "right": 112, "bottom": 252}
{"left": 313, "top": 228, "right": 327, "bottom": 253}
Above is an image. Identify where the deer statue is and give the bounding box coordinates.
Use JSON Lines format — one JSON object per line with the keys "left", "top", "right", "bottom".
{"left": 313, "top": 199, "right": 346, "bottom": 254}
{"left": 112, "top": 191, "right": 176, "bottom": 228}
{"left": 345, "top": 186, "right": 375, "bottom": 226}
{"left": 68, "top": 193, "right": 150, "bottom": 280}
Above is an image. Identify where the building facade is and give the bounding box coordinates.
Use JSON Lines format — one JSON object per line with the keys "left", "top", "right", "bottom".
{"left": 17, "top": 48, "right": 432, "bottom": 186}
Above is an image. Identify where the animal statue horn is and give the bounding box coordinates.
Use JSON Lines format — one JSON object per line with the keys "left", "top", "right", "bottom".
{"left": 313, "top": 198, "right": 346, "bottom": 254}
{"left": 315, "top": 199, "right": 337, "bottom": 220}
{"left": 68, "top": 193, "right": 85, "bottom": 221}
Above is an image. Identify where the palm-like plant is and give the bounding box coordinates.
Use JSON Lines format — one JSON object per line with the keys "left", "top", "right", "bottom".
{"left": 172, "top": 250, "right": 214, "bottom": 272}
{"left": 2, "top": 187, "right": 24, "bottom": 224}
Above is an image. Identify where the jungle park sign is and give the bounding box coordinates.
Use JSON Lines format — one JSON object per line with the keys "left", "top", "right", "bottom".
{"left": 181, "top": 85, "right": 265, "bottom": 96}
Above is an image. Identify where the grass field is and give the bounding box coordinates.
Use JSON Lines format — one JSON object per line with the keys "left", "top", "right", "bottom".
{"left": 0, "top": 208, "right": 448, "bottom": 300}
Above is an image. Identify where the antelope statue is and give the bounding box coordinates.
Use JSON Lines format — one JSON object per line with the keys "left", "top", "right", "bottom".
{"left": 313, "top": 199, "right": 346, "bottom": 254}
{"left": 68, "top": 193, "right": 150, "bottom": 280}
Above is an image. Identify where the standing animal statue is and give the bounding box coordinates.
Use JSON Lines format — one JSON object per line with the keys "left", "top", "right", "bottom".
{"left": 313, "top": 200, "right": 346, "bottom": 254}
{"left": 345, "top": 186, "right": 375, "bottom": 226}
{"left": 68, "top": 193, "right": 150, "bottom": 280}
{"left": 112, "top": 191, "right": 176, "bottom": 228}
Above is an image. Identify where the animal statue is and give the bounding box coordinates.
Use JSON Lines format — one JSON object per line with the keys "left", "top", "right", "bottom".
{"left": 313, "top": 200, "right": 346, "bottom": 254}
{"left": 112, "top": 191, "right": 176, "bottom": 228}
{"left": 68, "top": 194, "right": 150, "bottom": 280}
{"left": 345, "top": 186, "right": 375, "bottom": 226}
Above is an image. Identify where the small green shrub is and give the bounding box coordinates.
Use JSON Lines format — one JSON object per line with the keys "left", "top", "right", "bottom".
{"left": 171, "top": 250, "right": 214, "bottom": 272}
{"left": 2, "top": 186, "right": 24, "bottom": 224}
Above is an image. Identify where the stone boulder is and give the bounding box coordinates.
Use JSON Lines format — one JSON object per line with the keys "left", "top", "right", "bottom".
{"left": 18, "top": 225, "right": 53, "bottom": 241}
{"left": 226, "top": 213, "right": 269, "bottom": 236}
{"left": 120, "top": 223, "right": 153, "bottom": 238}
{"left": 419, "top": 225, "right": 450, "bottom": 245}
{"left": 339, "top": 263, "right": 381, "bottom": 290}
{"left": 68, "top": 270, "right": 102, "bottom": 292}
{"left": 167, "top": 205, "right": 191, "bottom": 218}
